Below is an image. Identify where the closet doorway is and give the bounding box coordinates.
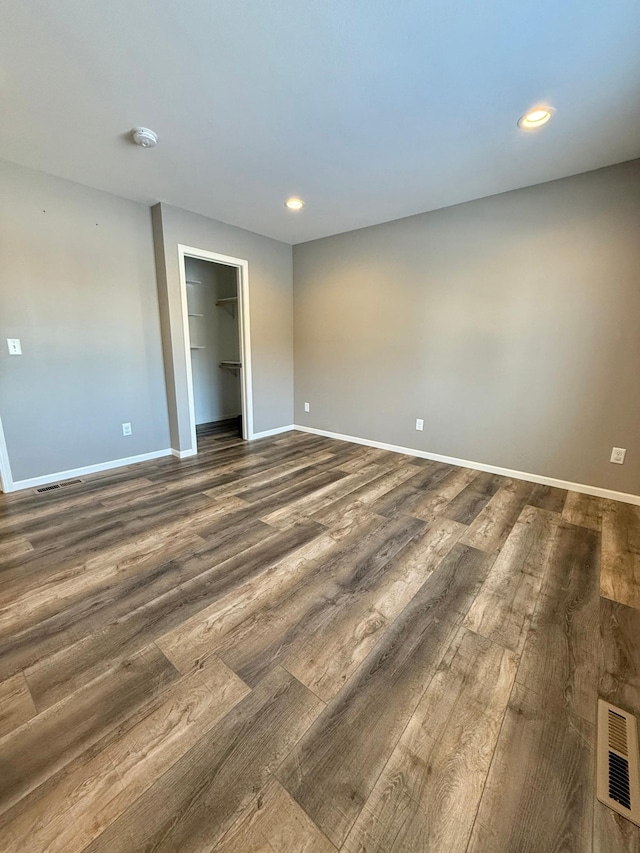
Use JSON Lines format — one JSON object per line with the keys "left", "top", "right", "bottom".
{"left": 178, "top": 246, "right": 253, "bottom": 452}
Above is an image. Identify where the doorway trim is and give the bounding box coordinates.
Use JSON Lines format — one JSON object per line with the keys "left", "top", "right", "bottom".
{"left": 177, "top": 244, "right": 254, "bottom": 451}
{"left": 0, "top": 414, "right": 13, "bottom": 493}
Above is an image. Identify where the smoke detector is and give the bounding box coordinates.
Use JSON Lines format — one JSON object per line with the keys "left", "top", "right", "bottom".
{"left": 131, "top": 127, "right": 158, "bottom": 148}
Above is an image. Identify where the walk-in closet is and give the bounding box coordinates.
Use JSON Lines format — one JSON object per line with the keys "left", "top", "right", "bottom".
{"left": 185, "top": 257, "right": 242, "bottom": 439}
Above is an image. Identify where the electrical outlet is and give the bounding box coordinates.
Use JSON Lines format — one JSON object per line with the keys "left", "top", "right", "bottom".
{"left": 416, "top": 418, "right": 424, "bottom": 431}
{"left": 304, "top": 402, "right": 310, "bottom": 413}
{"left": 122, "top": 422, "right": 132, "bottom": 436}
{"left": 610, "top": 447, "right": 626, "bottom": 465}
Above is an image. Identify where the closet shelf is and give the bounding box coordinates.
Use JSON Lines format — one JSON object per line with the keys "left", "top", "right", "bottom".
{"left": 216, "top": 296, "right": 237, "bottom": 318}
{"left": 186, "top": 280, "right": 203, "bottom": 285}
{"left": 188, "top": 313, "right": 204, "bottom": 317}
{"left": 219, "top": 360, "right": 242, "bottom": 370}
{"left": 190, "top": 345, "right": 206, "bottom": 350}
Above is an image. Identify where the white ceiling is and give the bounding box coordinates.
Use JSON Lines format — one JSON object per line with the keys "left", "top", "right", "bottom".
{"left": 1, "top": 0, "right": 639, "bottom": 244}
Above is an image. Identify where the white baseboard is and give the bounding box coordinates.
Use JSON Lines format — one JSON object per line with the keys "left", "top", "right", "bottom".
{"left": 8, "top": 423, "right": 635, "bottom": 507}
{"left": 8, "top": 449, "right": 173, "bottom": 493}
{"left": 171, "top": 448, "right": 197, "bottom": 459}
{"left": 251, "top": 424, "right": 295, "bottom": 439}
{"left": 293, "top": 425, "right": 640, "bottom": 507}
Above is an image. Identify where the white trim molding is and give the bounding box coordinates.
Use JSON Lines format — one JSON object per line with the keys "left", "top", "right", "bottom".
{"left": 8, "top": 449, "right": 172, "bottom": 493}
{"left": 293, "top": 425, "right": 640, "bottom": 507}
{"left": 251, "top": 425, "right": 295, "bottom": 440}
{"left": 0, "top": 414, "right": 14, "bottom": 493}
{"left": 171, "top": 448, "right": 198, "bottom": 459}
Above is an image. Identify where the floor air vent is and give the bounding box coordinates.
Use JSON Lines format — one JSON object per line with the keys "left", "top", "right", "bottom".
{"left": 34, "top": 478, "right": 83, "bottom": 495}
{"left": 597, "top": 700, "right": 640, "bottom": 826}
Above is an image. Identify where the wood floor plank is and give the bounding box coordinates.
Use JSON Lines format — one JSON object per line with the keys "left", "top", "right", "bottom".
{"left": 276, "top": 544, "right": 494, "bottom": 848}
{"left": 463, "top": 505, "right": 559, "bottom": 653}
{"left": 23, "top": 520, "right": 323, "bottom": 710}
{"left": 343, "top": 628, "right": 517, "bottom": 853}
{"left": 145, "top": 451, "right": 261, "bottom": 488}
{"left": 0, "top": 529, "right": 194, "bottom": 642}
{"left": 284, "top": 517, "right": 464, "bottom": 701}
{"left": 593, "top": 801, "right": 640, "bottom": 853}
{"left": 223, "top": 470, "right": 351, "bottom": 523}
{"left": 0, "top": 657, "right": 248, "bottom": 853}
{"left": 541, "top": 517, "right": 601, "bottom": 598}
{"left": 408, "top": 465, "right": 479, "bottom": 524}
{"left": 319, "top": 501, "right": 387, "bottom": 542}
{"left": 332, "top": 446, "right": 398, "bottom": 474}
{"left": 314, "top": 443, "right": 375, "bottom": 471}
{"left": 467, "top": 682, "right": 594, "bottom": 853}
{"left": 260, "top": 463, "right": 388, "bottom": 527}
{"left": 400, "top": 627, "right": 518, "bottom": 755}
{"left": 0, "top": 643, "right": 178, "bottom": 816}
{"left": 96, "top": 469, "right": 240, "bottom": 510}
{"left": 599, "top": 597, "right": 640, "bottom": 720}
{"left": 0, "top": 518, "right": 210, "bottom": 619}
{"left": 595, "top": 599, "right": 640, "bottom": 853}
{"left": 443, "top": 472, "right": 505, "bottom": 525}
{"left": 601, "top": 499, "right": 640, "bottom": 609}
{"left": 562, "top": 490, "right": 604, "bottom": 531}
{"left": 155, "top": 531, "right": 341, "bottom": 674}
{"left": 235, "top": 465, "right": 347, "bottom": 505}
{"left": 308, "top": 464, "right": 422, "bottom": 526}
{"left": 0, "top": 517, "right": 269, "bottom": 684}
{"left": 459, "top": 478, "right": 533, "bottom": 552}
{"left": 366, "top": 462, "right": 455, "bottom": 519}
{"left": 0, "top": 477, "right": 155, "bottom": 538}
{"left": 0, "top": 536, "right": 33, "bottom": 562}
{"left": 83, "top": 667, "right": 323, "bottom": 853}
{"left": 200, "top": 451, "right": 336, "bottom": 501}
{"left": 0, "top": 507, "right": 205, "bottom": 603}
{"left": 22, "top": 490, "right": 215, "bottom": 551}
{"left": 215, "top": 776, "right": 336, "bottom": 853}
{"left": 527, "top": 484, "right": 568, "bottom": 514}
{"left": 0, "top": 672, "right": 37, "bottom": 738}
{"left": 216, "top": 514, "right": 427, "bottom": 687}
{"left": 516, "top": 522, "right": 600, "bottom": 723}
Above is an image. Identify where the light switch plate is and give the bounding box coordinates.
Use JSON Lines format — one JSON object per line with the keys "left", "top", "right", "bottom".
{"left": 304, "top": 402, "right": 310, "bottom": 413}
{"left": 7, "top": 338, "right": 22, "bottom": 355}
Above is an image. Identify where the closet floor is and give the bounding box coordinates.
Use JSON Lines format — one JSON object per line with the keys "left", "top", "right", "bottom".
{"left": 196, "top": 417, "right": 242, "bottom": 441}
{"left": 0, "top": 429, "right": 639, "bottom": 852}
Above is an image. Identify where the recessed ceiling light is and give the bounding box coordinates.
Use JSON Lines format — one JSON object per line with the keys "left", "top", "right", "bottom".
{"left": 518, "top": 108, "right": 553, "bottom": 130}
{"left": 285, "top": 197, "right": 304, "bottom": 210}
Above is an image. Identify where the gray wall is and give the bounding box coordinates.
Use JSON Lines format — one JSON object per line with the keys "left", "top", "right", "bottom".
{"left": 0, "top": 160, "right": 170, "bottom": 482}
{"left": 153, "top": 203, "right": 293, "bottom": 449}
{"left": 3, "top": 154, "right": 637, "bottom": 494}
{"left": 185, "top": 258, "right": 241, "bottom": 424}
{"left": 294, "top": 160, "right": 640, "bottom": 494}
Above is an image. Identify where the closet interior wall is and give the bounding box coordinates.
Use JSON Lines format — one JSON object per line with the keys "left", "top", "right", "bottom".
{"left": 185, "top": 257, "right": 240, "bottom": 427}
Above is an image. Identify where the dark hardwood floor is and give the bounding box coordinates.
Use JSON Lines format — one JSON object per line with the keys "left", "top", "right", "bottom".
{"left": 0, "top": 427, "right": 639, "bottom": 851}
